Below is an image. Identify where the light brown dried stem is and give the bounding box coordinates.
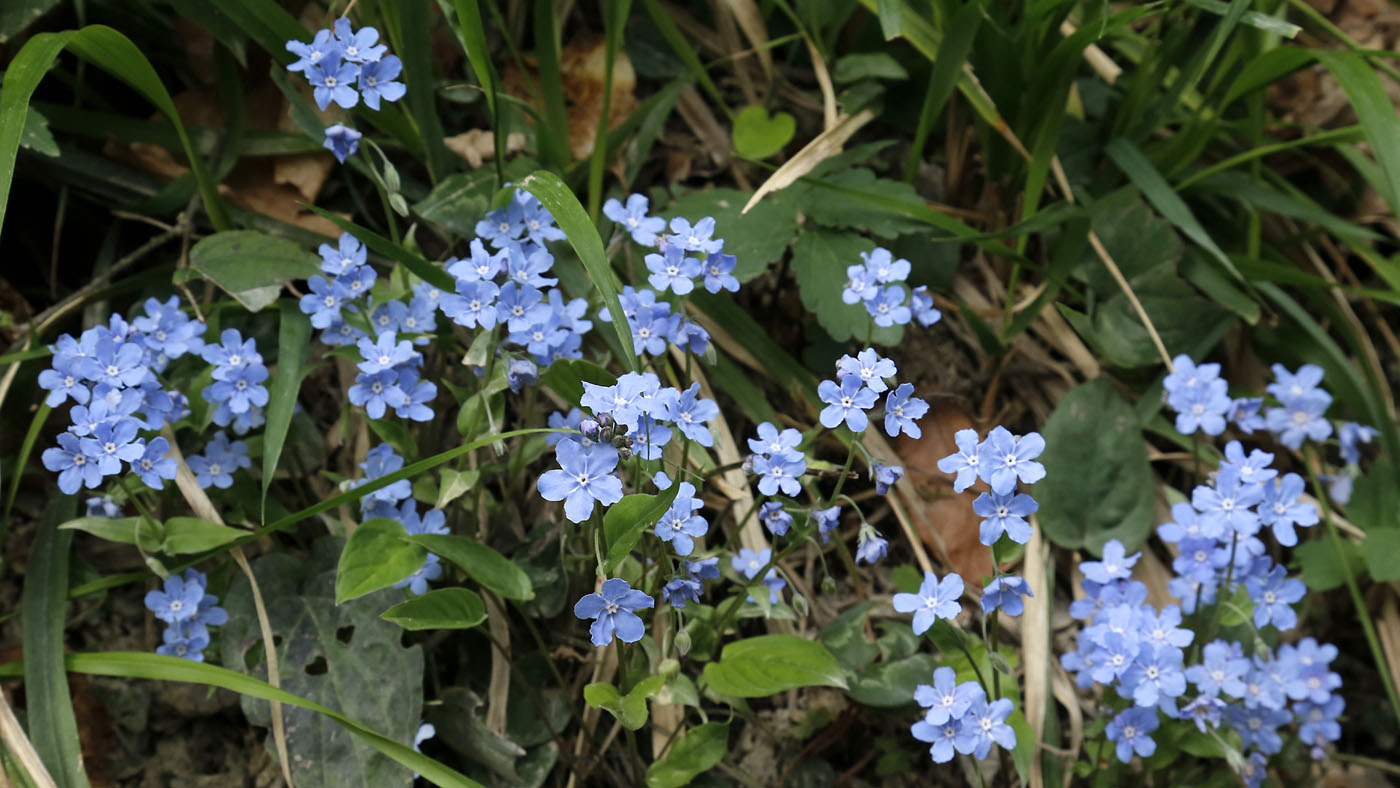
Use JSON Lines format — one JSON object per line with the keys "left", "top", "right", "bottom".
{"left": 0, "top": 691, "right": 58, "bottom": 788}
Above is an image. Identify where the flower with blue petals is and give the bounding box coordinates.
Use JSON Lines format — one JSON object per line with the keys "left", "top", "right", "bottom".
{"left": 43, "top": 432, "right": 103, "bottom": 494}
{"left": 323, "top": 124, "right": 362, "bottom": 163}
{"left": 308, "top": 54, "right": 359, "bottom": 110}
{"left": 865, "top": 285, "right": 911, "bottom": 327}
{"left": 760, "top": 502, "right": 792, "bottom": 538}
{"left": 981, "top": 576, "right": 1032, "bottom": 616}
{"left": 130, "top": 437, "right": 177, "bottom": 489}
{"left": 1105, "top": 706, "right": 1159, "bottom": 763}
{"left": 1080, "top": 539, "right": 1139, "bottom": 584}
{"left": 752, "top": 453, "right": 804, "bottom": 497}
{"left": 954, "top": 697, "right": 1016, "bottom": 760}
{"left": 537, "top": 438, "right": 624, "bottom": 522}
{"left": 872, "top": 463, "right": 903, "bottom": 495}
{"left": 332, "top": 18, "right": 387, "bottom": 64}
{"left": 604, "top": 194, "right": 666, "bottom": 246}
{"left": 883, "top": 383, "right": 929, "bottom": 438}
{"left": 892, "top": 571, "right": 963, "bottom": 635}
{"left": 748, "top": 421, "right": 802, "bottom": 461}
{"left": 976, "top": 426, "right": 1046, "bottom": 494}
{"left": 971, "top": 490, "right": 1037, "bottom": 545}
{"left": 645, "top": 245, "right": 701, "bottom": 295}
{"left": 818, "top": 376, "right": 878, "bottom": 432}
{"left": 911, "top": 285, "right": 941, "bottom": 326}
{"left": 1338, "top": 421, "right": 1377, "bottom": 465}
{"left": 286, "top": 28, "right": 338, "bottom": 73}
{"left": 574, "top": 578, "right": 654, "bottom": 647}
{"left": 1246, "top": 563, "right": 1305, "bottom": 631}
{"left": 835, "top": 348, "right": 896, "bottom": 393}
{"left": 936, "top": 428, "right": 982, "bottom": 493}
{"left": 666, "top": 216, "right": 723, "bottom": 254}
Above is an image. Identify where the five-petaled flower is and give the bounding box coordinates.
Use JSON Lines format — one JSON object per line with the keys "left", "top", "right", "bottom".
{"left": 573, "top": 578, "right": 654, "bottom": 647}
{"left": 537, "top": 438, "right": 625, "bottom": 522}
{"left": 892, "top": 571, "right": 964, "bottom": 635}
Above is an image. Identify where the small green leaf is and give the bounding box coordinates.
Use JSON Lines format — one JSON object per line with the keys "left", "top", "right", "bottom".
{"left": 603, "top": 487, "right": 680, "bottom": 573}
{"left": 335, "top": 518, "right": 426, "bottom": 604}
{"left": 732, "top": 105, "right": 796, "bottom": 159}
{"left": 188, "top": 231, "right": 321, "bottom": 311}
{"left": 1296, "top": 538, "right": 1364, "bottom": 592}
{"left": 261, "top": 302, "right": 312, "bottom": 516}
{"left": 584, "top": 675, "right": 665, "bottom": 730}
{"left": 414, "top": 171, "right": 495, "bottom": 236}
{"left": 702, "top": 635, "right": 848, "bottom": 698}
{"left": 833, "top": 52, "right": 908, "bottom": 83}
{"left": 406, "top": 533, "right": 533, "bottom": 600}
{"left": 381, "top": 588, "right": 487, "bottom": 630}
{"left": 60, "top": 515, "right": 162, "bottom": 551}
{"left": 1218, "top": 586, "right": 1255, "bottom": 628}
{"left": 1036, "top": 379, "right": 1154, "bottom": 553}
{"left": 161, "top": 517, "right": 249, "bottom": 555}
{"left": 644, "top": 722, "right": 728, "bottom": 788}
{"left": 435, "top": 468, "right": 481, "bottom": 509}
{"left": 847, "top": 654, "right": 937, "bottom": 707}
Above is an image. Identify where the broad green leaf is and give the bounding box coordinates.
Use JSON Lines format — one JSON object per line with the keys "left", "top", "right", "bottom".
{"left": 189, "top": 231, "right": 321, "bottom": 312}
{"left": 817, "top": 600, "right": 879, "bottom": 670}
{"left": 161, "top": 517, "right": 249, "bottom": 555}
{"left": 833, "top": 52, "right": 908, "bottom": 83}
{"left": 603, "top": 486, "right": 681, "bottom": 574}
{"left": 22, "top": 498, "right": 90, "bottom": 788}
{"left": 791, "top": 230, "right": 903, "bottom": 345}
{"left": 0, "top": 0, "right": 59, "bottom": 43}
{"left": 732, "top": 105, "right": 795, "bottom": 160}
{"left": 381, "top": 588, "right": 487, "bottom": 630}
{"left": 0, "top": 25, "right": 230, "bottom": 237}
{"left": 663, "top": 187, "right": 800, "bottom": 281}
{"left": 1217, "top": 586, "right": 1255, "bottom": 628}
{"left": 797, "top": 168, "right": 928, "bottom": 239}
{"left": 1036, "top": 379, "right": 1154, "bottom": 553}
{"left": 435, "top": 468, "right": 481, "bottom": 509}
{"left": 406, "top": 534, "right": 534, "bottom": 601}
{"left": 644, "top": 722, "right": 728, "bottom": 788}
{"left": 584, "top": 675, "right": 664, "bottom": 730}
{"left": 223, "top": 541, "right": 430, "bottom": 788}
{"left": 847, "top": 653, "right": 938, "bottom": 707}
{"left": 414, "top": 171, "right": 495, "bottom": 237}
{"left": 60, "top": 515, "right": 162, "bottom": 551}
{"left": 1296, "top": 538, "right": 1363, "bottom": 592}
{"left": 702, "top": 635, "right": 848, "bottom": 698}
{"left": 262, "top": 302, "right": 312, "bottom": 516}
{"left": 336, "top": 518, "right": 426, "bottom": 604}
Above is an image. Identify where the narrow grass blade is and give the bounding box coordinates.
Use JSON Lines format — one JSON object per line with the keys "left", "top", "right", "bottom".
{"left": 532, "top": 0, "right": 572, "bottom": 171}
{"left": 640, "top": 0, "right": 728, "bottom": 111}
{"left": 519, "top": 170, "right": 639, "bottom": 368}
{"left": 398, "top": 0, "right": 453, "bottom": 183}
{"left": 260, "top": 302, "right": 312, "bottom": 520}
{"left": 587, "top": 0, "right": 632, "bottom": 219}
{"left": 903, "top": 1, "right": 980, "bottom": 181}
{"left": 1318, "top": 50, "right": 1400, "bottom": 217}
{"left": 0, "top": 25, "right": 230, "bottom": 236}
{"left": 448, "top": 0, "right": 505, "bottom": 186}
{"left": 21, "top": 497, "right": 88, "bottom": 788}
{"left": 0, "top": 652, "right": 485, "bottom": 788}
{"left": 3, "top": 403, "right": 51, "bottom": 527}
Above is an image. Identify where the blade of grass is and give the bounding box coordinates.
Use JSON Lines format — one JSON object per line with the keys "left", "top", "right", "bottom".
{"left": 0, "top": 652, "right": 486, "bottom": 788}
{"left": 260, "top": 303, "right": 312, "bottom": 520}
{"left": 448, "top": 0, "right": 506, "bottom": 187}
{"left": 586, "top": 0, "right": 632, "bottom": 219}
{"left": 519, "top": 170, "right": 639, "bottom": 368}
{"left": 640, "top": 0, "right": 729, "bottom": 113}
{"left": 397, "top": 0, "right": 452, "bottom": 184}
{"left": 532, "top": 0, "right": 571, "bottom": 172}
{"left": 902, "top": 0, "right": 981, "bottom": 182}
{"left": 1317, "top": 50, "right": 1400, "bottom": 218}
{"left": 21, "top": 497, "right": 88, "bottom": 788}
{"left": 3, "top": 403, "right": 51, "bottom": 529}
{"left": 0, "top": 25, "right": 230, "bottom": 236}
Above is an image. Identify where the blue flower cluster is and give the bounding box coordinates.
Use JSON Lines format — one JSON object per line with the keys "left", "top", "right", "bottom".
{"left": 936, "top": 425, "right": 1046, "bottom": 544}
{"left": 201, "top": 328, "right": 270, "bottom": 433}
{"left": 352, "top": 443, "right": 449, "bottom": 596}
{"left": 840, "top": 247, "right": 941, "bottom": 328}
{"left": 910, "top": 666, "right": 1017, "bottom": 763}
{"left": 187, "top": 431, "right": 251, "bottom": 489}
{"left": 39, "top": 299, "right": 202, "bottom": 494}
{"left": 286, "top": 19, "right": 405, "bottom": 162}
{"left": 144, "top": 568, "right": 228, "bottom": 662}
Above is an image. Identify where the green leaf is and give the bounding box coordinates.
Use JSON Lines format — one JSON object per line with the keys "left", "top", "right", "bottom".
{"left": 662, "top": 188, "right": 800, "bottom": 281}
{"left": 381, "top": 588, "right": 487, "bottom": 630}
{"left": 1036, "top": 379, "right": 1154, "bottom": 553}
{"left": 602, "top": 487, "right": 681, "bottom": 573}
{"left": 519, "top": 170, "right": 638, "bottom": 369}
{"left": 702, "top": 635, "right": 848, "bottom": 698}
{"left": 0, "top": 25, "right": 230, "bottom": 237}
{"left": 584, "top": 675, "right": 664, "bottom": 730}
{"left": 732, "top": 105, "right": 796, "bottom": 159}
{"left": 791, "top": 230, "right": 902, "bottom": 344}
{"left": 1217, "top": 586, "right": 1254, "bottom": 628}
{"left": 18, "top": 104, "right": 58, "bottom": 156}
{"left": 797, "top": 168, "right": 929, "bottom": 239}
{"left": 60, "top": 515, "right": 163, "bottom": 551}
{"left": 161, "top": 517, "right": 249, "bottom": 555}
{"left": 336, "top": 518, "right": 426, "bottom": 604}
{"left": 847, "top": 653, "right": 938, "bottom": 707}
{"left": 395, "top": 0, "right": 451, "bottom": 182}
{"left": 1318, "top": 50, "right": 1400, "bottom": 217}
{"left": 22, "top": 498, "right": 90, "bottom": 788}
{"left": 222, "top": 541, "right": 437, "bottom": 788}
{"left": 1296, "top": 538, "right": 1364, "bottom": 592}
{"left": 413, "top": 171, "right": 495, "bottom": 237}
{"left": 435, "top": 468, "right": 481, "bottom": 510}
{"left": 188, "top": 231, "right": 321, "bottom": 312}
{"left": 833, "top": 52, "right": 908, "bottom": 83}
{"left": 262, "top": 302, "right": 312, "bottom": 517}
{"left": 644, "top": 722, "right": 728, "bottom": 788}
{"left": 0, "top": 0, "right": 59, "bottom": 43}
{"left": 405, "top": 534, "right": 534, "bottom": 601}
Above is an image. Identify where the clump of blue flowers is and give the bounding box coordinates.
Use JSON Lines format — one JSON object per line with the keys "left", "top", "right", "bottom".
{"left": 841, "top": 247, "right": 941, "bottom": 329}
{"left": 286, "top": 18, "right": 405, "bottom": 162}
{"left": 144, "top": 568, "right": 228, "bottom": 662}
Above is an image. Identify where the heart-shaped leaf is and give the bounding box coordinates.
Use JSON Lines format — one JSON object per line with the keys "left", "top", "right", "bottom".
{"left": 732, "top": 105, "right": 795, "bottom": 160}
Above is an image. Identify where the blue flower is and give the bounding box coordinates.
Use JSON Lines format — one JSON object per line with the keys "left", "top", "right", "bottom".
{"left": 629, "top": 304, "right": 672, "bottom": 356}
{"left": 395, "top": 553, "right": 443, "bottom": 596}
{"left": 811, "top": 505, "right": 841, "bottom": 542}
{"left": 911, "top": 714, "right": 961, "bottom": 764}
{"left": 752, "top": 453, "right": 804, "bottom": 497}
{"left": 201, "top": 328, "right": 263, "bottom": 372}
{"left": 537, "top": 438, "right": 624, "bottom": 522}
{"left": 319, "top": 233, "right": 368, "bottom": 276}
{"left": 688, "top": 556, "right": 720, "bottom": 581}
{"left": 1185, "top": 640, "right": 1249, "bottom": 698}
{"left": 1267, "top": 362, "right": 1325, "bottom": 402}
{"left": 748, "top": 421, "right": 803, "bottom": 461}
{"left": 913, "top": 666, "right": 980, "bottom": 725}
{"left": 394, "top": 371, "right": 437, "bottom": 421}
{"left": 860, "top": 247, "right": 910, "bottom": 284}
{"left": 656, "top": 500, "right": 708, "bottom": 556}
{"left": 954, "top": 697, "right": 1016, "bottom": 759}
{"left": 38, "top": 361, "right": 90, "bottom": 407}
{"left": 1080, "top": 539, "right": 1139, "bottom": 584}
{"left": 187, "top": 432, "right": 251, "bottom": 489}
{"left": 43, "top": 432, "right": 103, "bottom": 494}
{"left": 86, "top": 496, "right": 121, "bottom": 517}
{"left": 441, "top": 279, "right": 500, "bottom": 329}
{"left": 818, "top": 376, "right": 878, "bottom": 432}
{"left": 448, "top": 238, "right": 506, "bottom": 282}
{"left": 1257, "top": 473, "right": 1317, "bottom": 546}
{"left": 841, "top": 263, "right": 877, "bottom": 304}
{"left": 308, "top": 54, "right": 360, "bottom": 110}
{"left": 506, "top": 359, "right": 539, "bottom": 393}
{"left": 666, "top": 216, "right": 723, "bottom": 254}
{"left": 1105, "top": 706, "right": 1158, "bottom": 762}
{"left": 1181, "top": 695, "right": 1226, "bottom": 732}
{"left": 883, "top": 383, "right": 929, "bottom": 438}
{"left": 300, "top": 275, "right": 345, "bottom": 328}
{"left": 865, "top": 285, "right": 911, "bottom": 327}
{"left": 516, "top": 194, "right": 567, "bottom": 246}
{"left": 936, "top": 429, "right": 982, "bottom": 493}
{"left": 835, "top": 348, "right": 896, "bottom": 393}
{"left": 497, "top": 283, "right": 549, "bottom": 332}
{"left": 79, "top": 418, "right": 144, "bottom": 476}
{"left": 504, "top": 246, "right": 559, "bottom": 288}
{"left": 666, "top": 383, "right": 718, "bottom": 446}
{"left": 662, "top": 576, "right": 702, "bottom": 608}
{"left": 980, "top": 575, "right": 1032, "bottom": 616}
{"left": 1228, "top": 396, "right": 1266, "bottom": 433}
{"left": 1191, "top": 469, "right": 1264, "bottom": 538}
{"left": 702, "top": 253, "right": 739, "bottom": 293}
{"left": 1246, "top": 563, "right": 1305, "bottom": 631}
{"left": 332, "top": 18, "right": 387, "bottom": 64}
{"left": 733, "top": 548, "right": 786, "bottom": 602}
{"left": 976, "top": 426, "right": 1046, "bottom": 494}
{"left": 972, "top": 490, "right": 1036, "bottom": 545}
{"left": 357, "top": 331, "right": 418, "bottom": 374}
{"left": 1221, "top": 440, "right": 1277, "bottom": 487}
{"left": 348, "top": 370, "right": 404, "bottom": 419}
{"left": 1125, "top": 645, "right": 1187, "bottom": 708}
{"left": 145, "top": 574, "right": 203, "bottom": 624}
{"left": 286, "top": 29, "right": 338, "bottom": 73}
{"left": 157, "top": 623, "right": 210, "bottom": 661}
{"left": 132, "top": 296, "right": 204, "bottom": 360}
{"left": 1338, "top": 421, "right": 1378, "bottom": 465}
{"left": 1266, "top": 392, "right": 1332, "bottom": 449}
{"left": 872, "top": 463, "right": 903, "bottom": 495}
{"left": 91, "top": 337, "right": 148, "bottom": 388}
{"left": 911, "top": 285, "right": 941, "bottom": 326}
{"left": 855, "top": 527, "right": 888, "bottom": 564}
{"left": 323, "top": 123, "right": 362, "bottom": 163}
{"left": 476, "top": 200, "right": 526, "bottom": 248}
{"left": 604, "top": 194, "right": 666, "bottom": 246}
{"left": 892, "top": 571, "right": 963, "bottom": 634}
{"left": 203, "top": 362, "right": 269, "bottom": 415}
{"left": 581, "top": 372, "right": 660, "bottom": 429}
{"left": 644, "top": 245, "right": 701, "bottom": 295}
{"left": 574, "top": 578, "right": 654, "bottom": 646}
{"left": 130, "top": 437, "right": 177, "bottom": 489}
{"left": 760, "top": 502, "right": 792, "bottom": 537}
{"left": 1170, "top": 378, "right": 1231, "bottom": 436}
